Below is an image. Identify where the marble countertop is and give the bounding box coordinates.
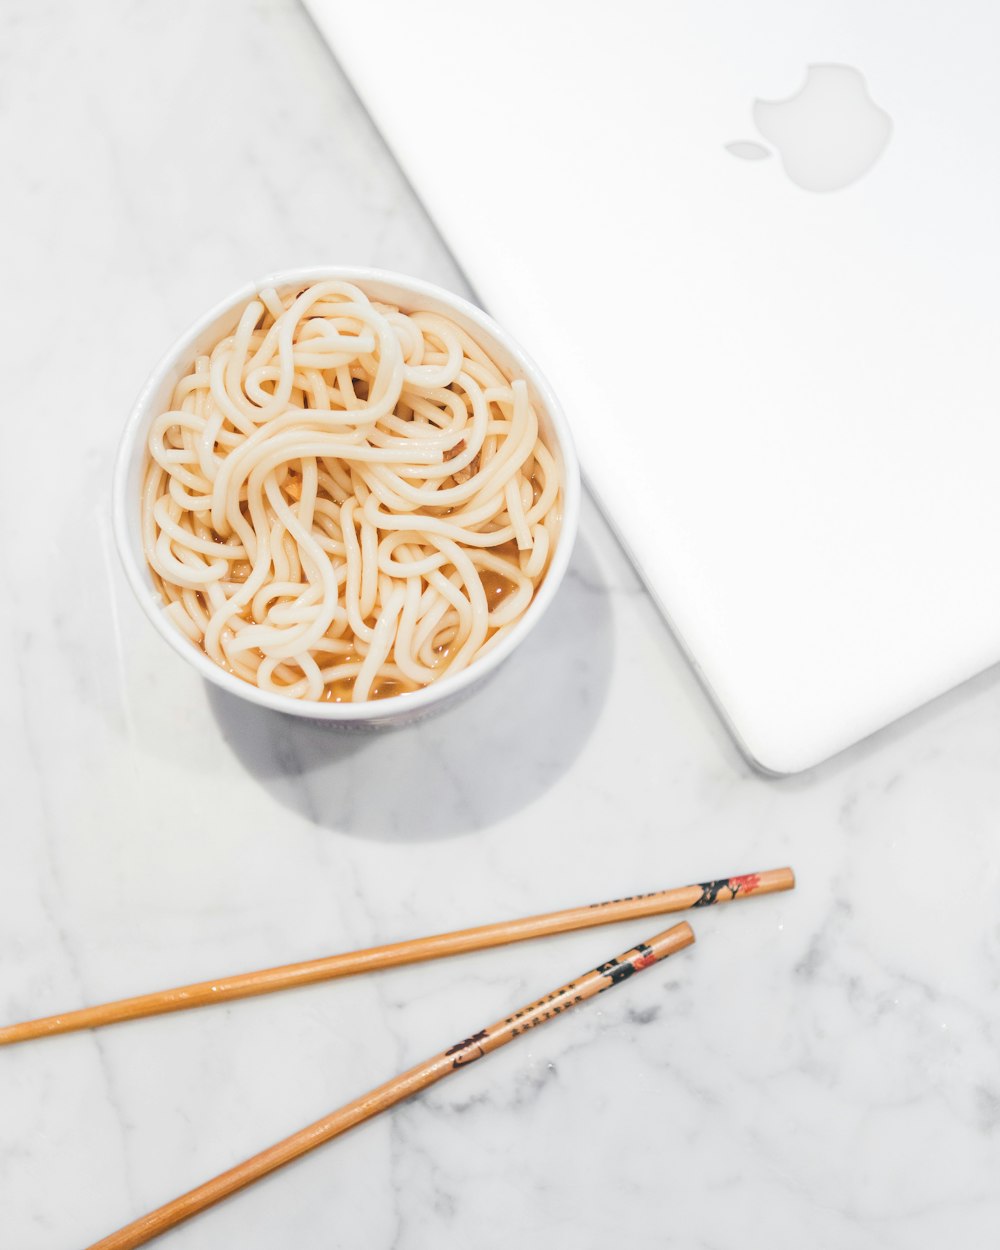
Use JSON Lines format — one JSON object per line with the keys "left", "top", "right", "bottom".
{"left": 3, "top": 2, "right": 1000, "bottom": 1246}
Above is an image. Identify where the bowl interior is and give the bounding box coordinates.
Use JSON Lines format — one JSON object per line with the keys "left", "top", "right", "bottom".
{"left": 115, "top": 268, "right": 580, "bottom": 720}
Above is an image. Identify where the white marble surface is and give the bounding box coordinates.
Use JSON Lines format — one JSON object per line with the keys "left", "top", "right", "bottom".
{"left": 2, "top": 3, "right": 1000, "bottom": 1247}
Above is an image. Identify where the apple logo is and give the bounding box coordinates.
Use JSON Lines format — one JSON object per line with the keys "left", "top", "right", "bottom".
{"left": 727, "top": 64, "right": 893, "bottom": 193}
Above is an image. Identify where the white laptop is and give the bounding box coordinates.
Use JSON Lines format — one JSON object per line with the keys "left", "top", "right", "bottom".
{"left": 304, "top": 0, "right": 1000, "bottom": 773}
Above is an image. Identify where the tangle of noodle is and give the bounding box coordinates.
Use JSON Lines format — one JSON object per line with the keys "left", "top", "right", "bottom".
{"left": 141, "top": 281, "right": 563, "bottom": 703}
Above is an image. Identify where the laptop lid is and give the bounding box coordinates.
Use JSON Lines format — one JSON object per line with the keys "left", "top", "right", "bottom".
{"left": 305, "top": 0, "right": 1000, "bottom": 772}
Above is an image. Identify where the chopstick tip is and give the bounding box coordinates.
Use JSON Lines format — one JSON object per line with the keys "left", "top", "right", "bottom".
{"left": 674, "top": 920, "right": 695, "bottom": 946}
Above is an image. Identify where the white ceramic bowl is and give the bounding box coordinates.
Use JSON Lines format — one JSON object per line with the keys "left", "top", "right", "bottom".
{"left": 112, "top": 266, "right": 581, "bottom": 723}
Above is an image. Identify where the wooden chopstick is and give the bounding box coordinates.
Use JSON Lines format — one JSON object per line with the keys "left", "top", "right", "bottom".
{"left": 0, "top": 868, "right": 792, "bottom": 1046}
{"left": 85, "top": 920, "right": 696, "bottom": 1250}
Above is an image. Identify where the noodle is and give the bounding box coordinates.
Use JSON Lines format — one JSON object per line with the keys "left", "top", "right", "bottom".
{"left": 141, "top": 281, "right": 562, "bottom": 703}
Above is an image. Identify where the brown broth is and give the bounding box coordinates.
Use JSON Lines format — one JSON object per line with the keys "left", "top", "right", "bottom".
{"left": 480, "top": 569, "right": 516, "bottom": 607}
{"left": 319, "top": 673, "right": 415, "bottom": 703}
{"left": 322, "top": 675, "right": 357, "bottom": 703}
{"left": 223, "top": 561, "right": 253, "bottom": 584}
{"left": 371, "top": 678, "right": 405, "bottom": 700}
{"left": 479, "top": 539, "right": 521, "bottom": 607}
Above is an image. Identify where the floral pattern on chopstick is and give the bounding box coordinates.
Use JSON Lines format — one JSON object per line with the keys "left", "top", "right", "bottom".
{"left": 692, "top": 874, "right": 762, "bottom": 907}
{"left": 596, "top": 942, "right": 657, "bottom": 985}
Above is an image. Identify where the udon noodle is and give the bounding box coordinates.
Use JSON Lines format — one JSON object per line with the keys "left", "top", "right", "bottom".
{"left": 141, "top": 280, "right": 562, "bottom": 703}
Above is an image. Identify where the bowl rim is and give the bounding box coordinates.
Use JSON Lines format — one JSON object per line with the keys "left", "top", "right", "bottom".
{"left": 112, "top": 264, "right": 581, "bottom": 720}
